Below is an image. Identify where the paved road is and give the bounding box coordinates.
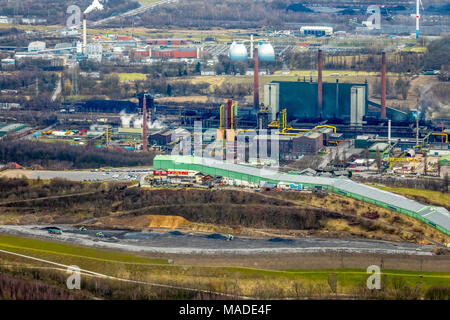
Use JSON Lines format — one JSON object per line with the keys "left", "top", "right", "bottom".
{"left": 0, "top": 225, "right": 432, "bottom": 256}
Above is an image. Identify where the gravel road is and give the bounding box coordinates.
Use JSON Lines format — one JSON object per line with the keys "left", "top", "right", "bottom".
{"left": 0, "top": 225, "right": 433, "bottom": 256}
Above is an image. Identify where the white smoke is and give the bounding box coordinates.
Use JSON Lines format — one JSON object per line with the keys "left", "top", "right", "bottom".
{"left": 148, "top": 119, "right": 166, "bottom": 130}
{"left": 120, "top": 110, "right": 167, "bottom": 130}
{"left": 84, "top": 0, "right": 105, "bottom": 14}
{"left": 119, "top": 109, "right": 135, "bottom": 128}
{"left": 419, "top": 83, "right": 450, "bottom": 120}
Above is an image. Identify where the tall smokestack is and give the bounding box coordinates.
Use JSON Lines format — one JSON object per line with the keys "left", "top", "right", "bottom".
{"left": 250, "top": 34, "right": 254, "bottom": 59}
{"left": 253, "top": 47, "right": 259, "bottom": 111}
{"left": 227, "top": 98, "right": 232, "bottom": 129}
{"left": 381, "top": 52, "right": 387, "bottom": 119}
{"left": 317, "top": 49, "right": 323, "bottom": 119}
{"left": 83, "top": 14, "right": 87, "bottom": 54}
{"left": 142, "top": 94, "right": 148, "bottom": 152}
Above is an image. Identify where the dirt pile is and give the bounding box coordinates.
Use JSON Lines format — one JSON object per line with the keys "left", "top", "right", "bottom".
{"left": 93, "top": 214, "right": 189, "bottom": 230}
{"left": 148, "top": 215, "right": 189, "bottom": 229}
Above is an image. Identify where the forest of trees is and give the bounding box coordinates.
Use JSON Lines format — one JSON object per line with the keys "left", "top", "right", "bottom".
{"left": 423, "top": 35, "right": 450, "bottom": 71}
{"left": 0, "top": 263, "right": 193, "bottom": 300}
{"left": 285, "top": 50, "right": 426, "bottom": 74}
{"left": 0, "top": 178, "right": 339, "bottom": 230}
{"left": 136, "top": 0, "right": 351, "bottom": 29}
{"left": 357, "top": 175, "right": 449, "bottom": 204}
{"left": 0, "top": 140, "right": 156, "bottom": 169}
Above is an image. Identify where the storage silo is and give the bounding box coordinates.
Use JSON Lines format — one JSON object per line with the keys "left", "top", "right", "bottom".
{"left": 228, "top": 42, "right": 248, "bottom": 61}
{"left": 257, "top": 43, "right": 275, "bottom": 61}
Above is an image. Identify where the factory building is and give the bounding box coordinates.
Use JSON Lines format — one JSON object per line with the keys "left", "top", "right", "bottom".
{"left": 149, "top": 128, "right": 187, "bottom": 146}
{"left": 300, "top": 26, "right": 333, "bottom": 37}
{"left": 74, "top": 100, "right": 138, "bottom": 113}
{"left": 292, "top": 131, "right": 324, "bottom": 155}
{"left": 368, "top": 142, "right": 390, "bottom": 159}
{"left": 154, "top": 155, "right": 450, "bottom": 236}
{"left": 264, "top": 80, "right": 368, "bottom": 125}
{"left": 117, "top": 36, "right": 134, "bottom": 41}
{"left": 85, "top": 43, "right": 103, "bottom": 62}
{"left": 54, "top": 43, "right": 73, "bottom": 54}
{"left": 261, "top": 50, "right": 422, "bottom": 137}
{"left": 253, "top": 127, "right": 329, "bottom": 160}
{"left": 130, "top": 49, "right": 150, "bottom": 60}
{"left": 1, "top": 58, "right": 15, "bottom": 70}
{"left": 151, "top": 47, "right": 199, "bottom": 59}
{"left": 146, "top": 39, "right": 187, "bottom": 45}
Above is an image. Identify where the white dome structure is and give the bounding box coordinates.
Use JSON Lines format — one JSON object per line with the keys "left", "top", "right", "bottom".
{"left": 28, "top": 41, "right": 46, "bottom": 52}
{"left": 257, "top": 43, "right": 275, "bottom": 61}
{"left": 229, "top": 42, "right": 248, "bottom": 61}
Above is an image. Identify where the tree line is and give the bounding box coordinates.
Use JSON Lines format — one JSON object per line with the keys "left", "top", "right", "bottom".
{"left": 0, "top": 140, "right": 156, "bottom": 169}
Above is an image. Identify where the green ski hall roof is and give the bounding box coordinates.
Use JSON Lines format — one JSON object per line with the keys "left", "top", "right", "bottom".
{"left": 154, "top": 155, "right": 450, "bottom": 235}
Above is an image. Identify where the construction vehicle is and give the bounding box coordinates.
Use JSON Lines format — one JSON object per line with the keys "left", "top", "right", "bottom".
{"left": 48, "top": 228, "right": 62, "bottom": 235}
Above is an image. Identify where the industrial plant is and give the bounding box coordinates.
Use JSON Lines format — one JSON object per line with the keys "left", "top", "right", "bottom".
{"left": 0, "top": 0, "right": 449, "bottom": 305}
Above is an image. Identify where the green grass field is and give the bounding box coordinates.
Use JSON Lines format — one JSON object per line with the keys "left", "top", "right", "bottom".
{"left": 138, "top": 0, "right": 162, "bottom": 5}
{"left": 117, "top": 73, "right": 147, "bottom": 82}
{"left": 0, "top": 234, "right": 448, "bottom": 298}
{"left": 0, "top": 235, "right": 167, "bottom": 265}
{"left": 372, "top": 185, "right": 450, "bottom": 209}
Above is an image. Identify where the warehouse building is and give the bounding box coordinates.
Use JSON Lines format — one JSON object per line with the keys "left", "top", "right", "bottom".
{"left": 151, "top": 47, "right": 199, "bottom": 59}
{"left": 292, "top": 131, "right": 323, "bottom": 155}
{"left": 154, "top": 155, "right": 450, "bottom": 235}
{"left": 300, "top": 26, "right": 333, "bottom": 37}
{"left": 368, "top": 142, "right": 390, "bottom": 159}
{"left": 146, "top": 39, "right": 188, "bottom": 45}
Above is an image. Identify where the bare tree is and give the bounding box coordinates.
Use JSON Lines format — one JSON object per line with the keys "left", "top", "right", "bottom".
{"left": 376, "top": 147, "right": 382, "bottom": 173}
{"left": 364, "top": 148, "right": 370, "bottom": 170}
{"left": 443, "top": 173, "right": 449, "bottom": 193}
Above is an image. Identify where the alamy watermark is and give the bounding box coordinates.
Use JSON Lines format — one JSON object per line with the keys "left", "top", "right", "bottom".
{"left": 120, "top": 111, "right": 282, "bottom": 175}
{"left": 66, "top": 265, "right": 81, "bottom": 290}
{"left": 366, "top": 265, "right": 381, "bottom": 290}
{"left": 365, "top": 5, "right": 381, "bottom": 30}
{"left": 66, "top": 5, "right": 82, "bottom": 29}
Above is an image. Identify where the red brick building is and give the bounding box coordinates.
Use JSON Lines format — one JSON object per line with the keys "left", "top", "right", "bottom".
{"left": 146, "top": 39, "right": 187, "bottom": 45}
{"left": 151, "top": 47, "right": 198, "bottom": 59}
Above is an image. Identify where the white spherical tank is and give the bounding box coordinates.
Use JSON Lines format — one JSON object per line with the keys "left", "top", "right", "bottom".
{"left": 229, "top": 42, "right": 248, "bottom": 61}
{"left": 257, "top": 43, "right": 275, "bottom": 61}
